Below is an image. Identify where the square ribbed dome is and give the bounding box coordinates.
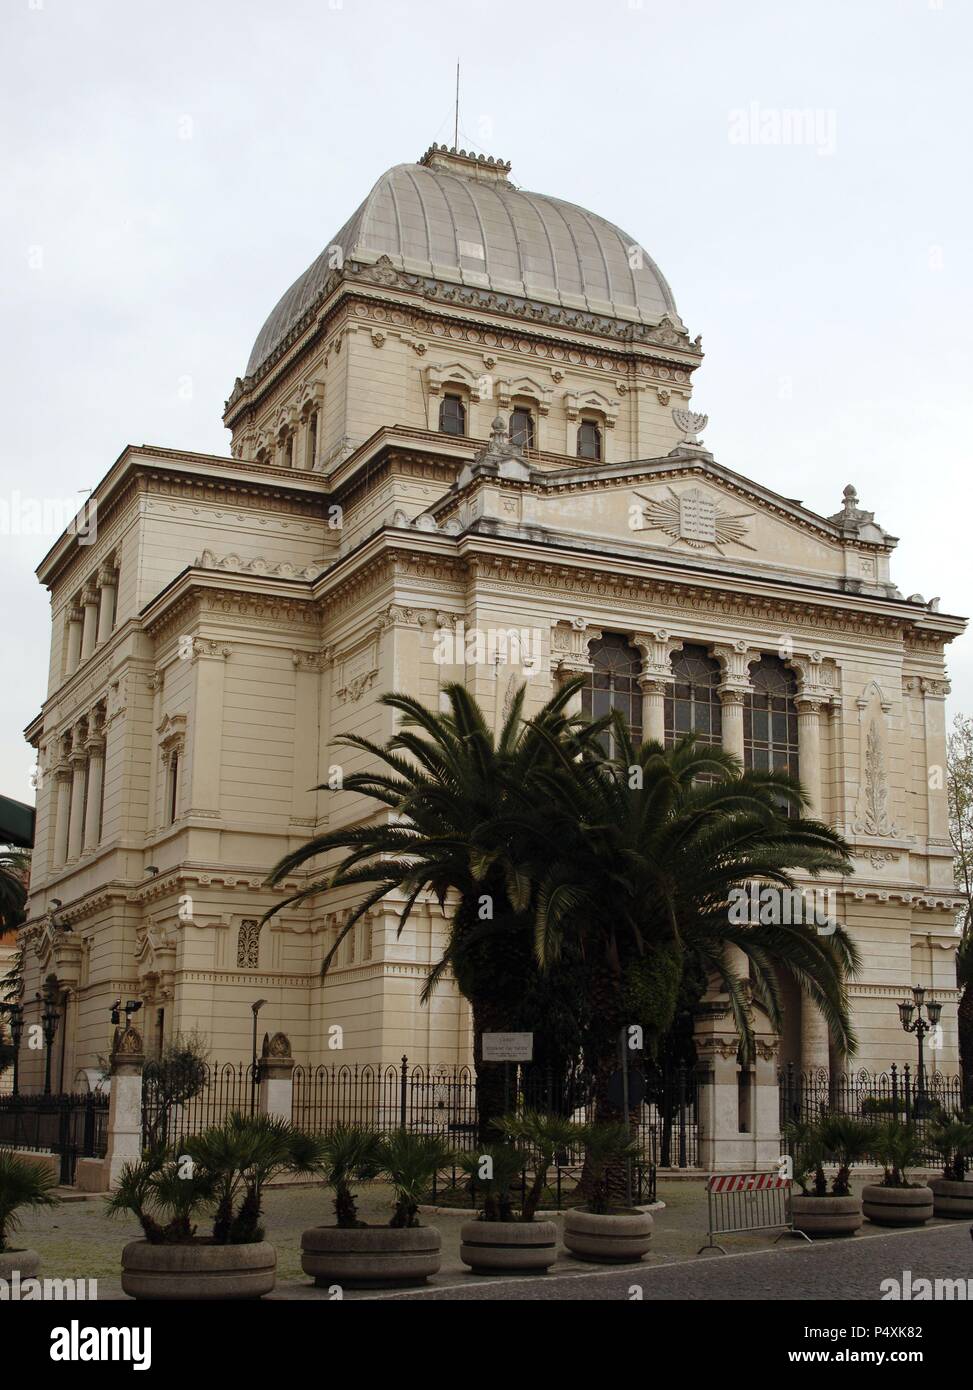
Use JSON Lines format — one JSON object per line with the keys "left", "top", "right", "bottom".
{"left": 245, "top": 147, "right": 680, "bottom": 378}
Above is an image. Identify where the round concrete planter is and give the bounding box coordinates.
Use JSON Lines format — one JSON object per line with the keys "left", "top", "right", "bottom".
{"left": 790, "top": 1194, "right": 863, "bottom": 1237}
{"left": 929, "top": 1178, "right": 973, "bottom": 1219}
{"left": 0, "top": 1249, "right": 41, "bottom": 1283}
{"left": 459, "top": 1219, "right": 557, "bottom": 1274}
{"left": 301, "top": 1225, "right": 441, "bottom": 1288}
{"left": 120, "top": 1239, "right": 277, "bottom": 1300}
{"left": 562, "top": 1208, "right": 653, "bottom": 1262}
{"left": 862, "top": 1185, "right": 934, "bottom": 1227}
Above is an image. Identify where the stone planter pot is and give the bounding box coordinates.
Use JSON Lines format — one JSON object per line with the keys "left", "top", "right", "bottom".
{"left": 459, "top": 1219, "right": 557, "bottom": 1274}
{"left": 0, "top": 1249, "right": 41, "bottom": 1284}
{"left": 301, "top": 1225, "right": 441, "bottom": 1288}
{"left": 120, "top": 1240, "right": 277, "bottom": 1300}
{"left": 862, "top": 1185, "right": 934, "bottom": 1227}
{"left": 790, "top": 1194, "right": 863, "bottom": 1237}
{"left": 929, "top": 1178, "right": 973, "bottom": 1219}
{"left": 562, "top": 1208, "right": 653, "bottom": 1262}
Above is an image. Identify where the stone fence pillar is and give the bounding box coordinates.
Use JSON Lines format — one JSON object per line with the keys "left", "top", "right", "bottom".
{"left": 104, "top": 1026, "right": 145, "bottom": 1189}
{"left": 695, "top": 1002, "right": 781, "bottom": 1173}
{"left": 258, "top": 1032, "right": 295, "bottom": 1123}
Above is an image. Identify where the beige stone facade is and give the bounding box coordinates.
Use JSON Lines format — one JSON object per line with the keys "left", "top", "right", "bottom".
{"left": 19, "top": 145, "right": 966, "bottom": 1090}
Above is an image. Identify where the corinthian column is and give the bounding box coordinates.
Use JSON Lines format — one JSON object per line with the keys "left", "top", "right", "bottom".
{"left": 80, "top": 586, "right": 99, "bottom": 662}
{"left": 550, "top": 619, "right": 601, "bottom": 718}
{"left": 67, "top": 734, "right": 88, "bottom": 860}
{"left": 795, "top": 696, "right": 826, "bottom": 818}
{"left": 65, "top": 607, "right": 84, "bottom": 676}
{"left": 712, "top": 642, "right": 756, "bottom": 763}
{"left": 719, "top": 689, "right": 746, "bottom": 761}
{"left": 52, "top": 765, "right": 72, "bottom": 867}
{"left": 97, "top": 566, "right": 117, "bottom": 644}
{"left": 83, "top": 729, "right": 106, "bottom": 851}
{"left": 631, "top": 630, "right": 682, "bottom": 745}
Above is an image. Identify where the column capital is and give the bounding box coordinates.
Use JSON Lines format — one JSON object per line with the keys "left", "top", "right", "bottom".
{"left": 717, "top": 686, "right": 748, "bottom": 707}
{"left": 81, "top": 584, "right": 100, "bottom": 608}
{"left": 551, "top": 618, "right": 601, "bottom": 679}
{"left": 191, "top": 638, "right": 232, "bottom": 663}
{"left": 788, "top": 651, "right": 840, "bottom": 706}
{"left": 630, "top": 629, "right": 683, "bottom": 684}
{"left": 66, "top": 605, "right": 84, "bottom": 625}
{"left": 97, "top": 564, "right": 118, "bottom": 587}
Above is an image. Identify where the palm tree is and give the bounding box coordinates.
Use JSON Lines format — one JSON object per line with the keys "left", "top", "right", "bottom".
{"left": 494, "top": 1110, "right": 587, "bottom": 1220}
{"left": 957, "top": 934, "right": 973, "bottom": 1110}
{"left": 0, "top": 848, "right": 29, "bottom": 932}
{"left": 379, "top": 1131, "right": 456, "bottom": 1228}
{"left": 265, "top": 679, "right": 602, "bottom": 1138}
{"left": 318, "top": 1125, "right": 385, "bottom": 1229}
{"left": 0, "top": 1151, "right": 59, "bottom": 1253}
{"left": 522, "top": 715, "right": 860, "bottom": 1123}
{"left": 817, "top": 1114, "right": 873, "bottom": 1196}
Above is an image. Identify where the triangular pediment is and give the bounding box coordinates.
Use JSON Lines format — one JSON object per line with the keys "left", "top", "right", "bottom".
{"left": 448, "top": 450, "right": 895, "bottom": 590}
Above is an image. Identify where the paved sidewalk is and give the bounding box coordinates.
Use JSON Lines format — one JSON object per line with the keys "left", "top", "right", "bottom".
{"left": 13, "top": 1175, "right": 970, "bottom": 1301}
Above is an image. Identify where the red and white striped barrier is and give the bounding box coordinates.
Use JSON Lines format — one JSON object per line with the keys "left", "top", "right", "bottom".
{"left": 707, "top": 1172, "right": 791, "bottom": 1194}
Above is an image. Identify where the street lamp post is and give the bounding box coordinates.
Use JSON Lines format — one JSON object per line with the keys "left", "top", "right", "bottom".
{"left": 250, "top": 999, "right": 268, "bottom": 1116}
{"left": 39, "top": 994, "right": 62, "bottom": 1097}
{"left": 0, "top": 1003, "right": 25, "bottom": 1097}
{"left": 898, "top": 984, "right": 942, "bottom": 1116}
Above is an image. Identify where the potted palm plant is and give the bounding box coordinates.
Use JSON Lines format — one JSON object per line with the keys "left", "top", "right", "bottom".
{"left": 301, "top": 1126, "right": 450, "bottom": 1287}
{"left": 862, "top": 1120, "right": 934, "bottom": 1226}
{"left": 109, "top": 1111, "right": 324, "bottom": 1299}
{"left": 925, "top": 1115, "right": 973, "bottom": 1217}
{"left": 457, "top": 1128, "right": 558, "bottom": 1274}
{"left": 787, "top": 1115, "right": 871, "bottom": 1236}
{"left": 561, "top": 1121, "right": 654, "bottom": 1262}
{"left": 0, "top": 1151, "right": 59, "bottom": 1283}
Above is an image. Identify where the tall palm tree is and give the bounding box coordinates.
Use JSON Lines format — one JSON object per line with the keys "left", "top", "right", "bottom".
{"left": 521, "top": 714, "right": 860, "bottom": 1121}
{"left": 0, "top": 848, "right": 28, "bottom": 933}
{"left": 957, "top": 933, "right": 973, "bottom": 1109}
{"left": 264, "top": 679, "right": 602, "bottom": 1137}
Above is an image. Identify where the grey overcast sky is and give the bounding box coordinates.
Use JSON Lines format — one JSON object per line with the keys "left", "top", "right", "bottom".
{"left": 2, "top": 0, "right": 971, "bottom": 800}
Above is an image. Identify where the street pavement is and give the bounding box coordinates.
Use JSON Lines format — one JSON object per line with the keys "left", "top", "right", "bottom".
{"left": 363, "top": 1220, "right": 973, "bottom": 1301}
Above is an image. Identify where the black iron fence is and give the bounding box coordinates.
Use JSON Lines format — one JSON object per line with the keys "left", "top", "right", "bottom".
{"left": 142, "top": 1060, "right": 255, "bottom": 1150}
{"left": 0, "top": 1092, "right": 109, "bottom": 1184}
{"left": 291, "top": 1060, "right": 478, "bottom": 1142}
{"left": 779, "top": 1064, "right": 964, "bottom": 1163}
{"left": 291, "top": 1056, "right": 699, "bottom": 1167}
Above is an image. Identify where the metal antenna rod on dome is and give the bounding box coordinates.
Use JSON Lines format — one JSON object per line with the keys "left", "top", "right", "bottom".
{"left": 454, "top": 61, "right": 459, "bottom": 149}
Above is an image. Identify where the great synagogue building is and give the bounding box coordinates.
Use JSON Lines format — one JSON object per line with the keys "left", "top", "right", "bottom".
{"left": 21, "top": 144, "right": 965, "bottom": 1090}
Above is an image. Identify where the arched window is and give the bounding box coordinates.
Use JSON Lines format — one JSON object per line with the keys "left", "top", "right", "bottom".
{"left": 577, "top": 419, "right": 602, "bottom": 461}
{"left": 439, "top": 393, "right": 466, "bottom": 436}
{"left": 664, "top": 645, "right": 722, "bottom": 749}
{"left": 744, "top": 656, "right": 799, "bottom": 780}
{"left": 581, "top": 634, "right": 642, "bottom": 754}
{"left": 510, "top": 407, "right": 535, "bottom": 451}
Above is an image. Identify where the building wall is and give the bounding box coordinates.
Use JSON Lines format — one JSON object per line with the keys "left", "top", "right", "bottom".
{"left": 19, "top": 277, "right": 964, "bottom": 1091}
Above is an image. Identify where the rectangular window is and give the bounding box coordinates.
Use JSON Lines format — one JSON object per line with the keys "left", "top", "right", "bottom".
{"left": 167, "top": 752, "right": 179, "bottom": 825}
{"left": 306, "top": 412, "right": 318, "bottom": 469}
